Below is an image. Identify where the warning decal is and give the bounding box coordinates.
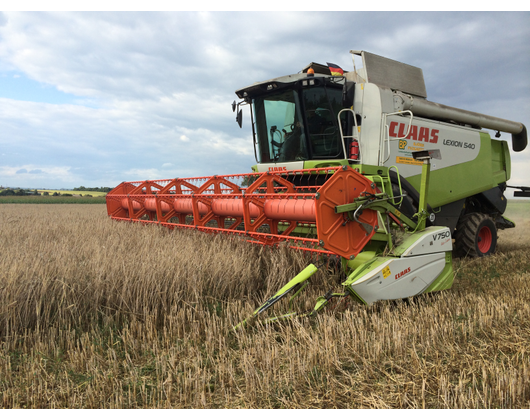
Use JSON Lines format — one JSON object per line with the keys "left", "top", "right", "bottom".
{"left": 396, "top": 156, "right": 423, "bottom": 166}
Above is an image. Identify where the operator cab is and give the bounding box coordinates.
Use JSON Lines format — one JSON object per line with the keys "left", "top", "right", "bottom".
{"left": 234, "top": 65, "right": 355, "bottom": 168}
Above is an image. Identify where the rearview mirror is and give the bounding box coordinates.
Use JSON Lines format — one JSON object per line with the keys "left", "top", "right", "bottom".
{"left": 342, "top": 81, "right": 355, "bottom": 107}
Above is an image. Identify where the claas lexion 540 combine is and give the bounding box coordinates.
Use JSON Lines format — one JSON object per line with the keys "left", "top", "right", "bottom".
{"left": 106, "top": 50, "right": 528, "bottom": 325}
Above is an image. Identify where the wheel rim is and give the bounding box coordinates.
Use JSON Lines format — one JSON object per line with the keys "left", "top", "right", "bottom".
{"left": 477, "top": 225, "right": 493, "bottom": 253}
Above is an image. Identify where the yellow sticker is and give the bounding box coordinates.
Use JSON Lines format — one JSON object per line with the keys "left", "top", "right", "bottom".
{"left": 382, "top": 266, "right": 391, "bottom": 279}
{"left": 396, "top": 156, "right": 423, "bottom": 166}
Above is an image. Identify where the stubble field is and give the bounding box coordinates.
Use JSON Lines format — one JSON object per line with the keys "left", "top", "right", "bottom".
{"left": 0, "top": 202, "right": 529, "bottom": 408}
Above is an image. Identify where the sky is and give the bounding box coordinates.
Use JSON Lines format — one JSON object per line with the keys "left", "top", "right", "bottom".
{"left": 0, "top": 9, "right": 529, "bottom": 198}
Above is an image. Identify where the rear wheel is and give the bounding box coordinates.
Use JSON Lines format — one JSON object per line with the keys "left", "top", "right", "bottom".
{"left": 454, "top": 213, "right": 497, "bottom": 258}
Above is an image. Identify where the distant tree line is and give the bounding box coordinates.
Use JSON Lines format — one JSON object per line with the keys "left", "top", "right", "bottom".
{"left": 73, "top": 186, "right": 112, "bottom": 192}
{"left": 0, "top": 188, "right": 40, "bottom": 196}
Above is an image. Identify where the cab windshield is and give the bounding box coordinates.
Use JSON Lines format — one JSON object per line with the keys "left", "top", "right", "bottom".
{"left": 252, "top": 85, "right": 345, "bottom": 164}
{"left": 253, "top": 90, "right": 307, "bottom": 163}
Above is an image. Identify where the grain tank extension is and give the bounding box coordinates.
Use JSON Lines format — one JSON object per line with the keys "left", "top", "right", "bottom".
{"left": 107, "top": 50, "right": 528, "bottom": 322}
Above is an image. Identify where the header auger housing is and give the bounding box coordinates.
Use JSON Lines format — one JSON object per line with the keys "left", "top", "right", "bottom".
{"left": 107, "top": 49, "right": 528, "bottom": 326}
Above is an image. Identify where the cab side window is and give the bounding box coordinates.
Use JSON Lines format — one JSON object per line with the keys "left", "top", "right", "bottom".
{"left": 303, "top": 87, "right": 343, "bottom": 158}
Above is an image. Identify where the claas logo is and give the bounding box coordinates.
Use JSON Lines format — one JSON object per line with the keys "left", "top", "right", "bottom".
{"left": 390, "top": 121, "right": 439, "bottom": 143}
{"left": 398, "top": 140, "right": 407, "bottom": 150}
{"left": 395, "top": 267, "right": 411, "bottom": 280}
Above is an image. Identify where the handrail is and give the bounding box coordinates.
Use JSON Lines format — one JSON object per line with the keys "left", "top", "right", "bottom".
{"left": 338, "top": 108, "right": 361, "bottom": 163}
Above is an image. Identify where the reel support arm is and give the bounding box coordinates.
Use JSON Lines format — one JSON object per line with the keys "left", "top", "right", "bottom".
{"left": 335, "top": 195, "right": 418, "bottom": 231}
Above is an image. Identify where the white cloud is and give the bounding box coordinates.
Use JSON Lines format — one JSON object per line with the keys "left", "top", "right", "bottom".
{"left": 0, "top": 164, "right": 73, "bottom": 187}
{"left": 123, "top": 167, "right": 161, "bottom": 181}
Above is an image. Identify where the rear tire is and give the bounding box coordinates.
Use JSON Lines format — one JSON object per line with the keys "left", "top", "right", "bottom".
{"left": 454, "top": 213, "right": 497, "bottom": 258}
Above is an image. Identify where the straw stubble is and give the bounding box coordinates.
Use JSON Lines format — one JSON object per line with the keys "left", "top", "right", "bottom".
{"left": 0, "top": 203, "right": 528, "bottom": 408}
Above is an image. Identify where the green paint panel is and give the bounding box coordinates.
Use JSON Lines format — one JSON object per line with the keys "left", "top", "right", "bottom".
{"left": 406, "top": 132, "right": 509, "bottom": 208}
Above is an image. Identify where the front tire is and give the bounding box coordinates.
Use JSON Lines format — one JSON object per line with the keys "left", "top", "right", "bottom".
{"left": 454, "top": 213, "right": 497, "bottom": 258}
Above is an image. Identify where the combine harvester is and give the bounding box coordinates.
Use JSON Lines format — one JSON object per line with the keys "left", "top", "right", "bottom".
{"left": 107, "top": 50, "right": 528, "bottom": 322}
